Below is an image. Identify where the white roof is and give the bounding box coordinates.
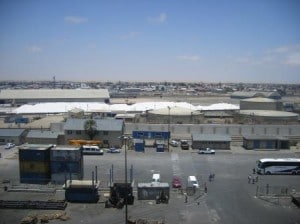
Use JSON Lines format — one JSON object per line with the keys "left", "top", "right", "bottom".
{"left": 12, "top": 101, "right": 239, "bottom": 114}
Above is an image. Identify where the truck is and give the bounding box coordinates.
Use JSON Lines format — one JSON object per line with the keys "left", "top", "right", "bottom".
{"left": 180, "top": 140, "right": 189, "bottom": 150}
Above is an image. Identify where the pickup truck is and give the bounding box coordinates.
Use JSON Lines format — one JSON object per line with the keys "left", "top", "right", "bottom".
{"left": 198, "top": 148, "right": 215, "bottom": 154}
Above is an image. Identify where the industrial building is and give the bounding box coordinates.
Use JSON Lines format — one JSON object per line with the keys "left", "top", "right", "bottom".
{"left": 191, "top": 134, "right": 231, "bottom": 150}
{"left": 236, "top": 110, "right": 299, "bottom": 124}
{"left": 0, "top": 89, "right": 110, "bottom": 106}
{"left": 231, "top": 91, "right": 281, "bottom": 100}
{"left": 25, "top": 130, "right": 63, "bottom": 145}
{"left": 0, "top": 128, "right": 27, "bottom": 145}
{"left": 240, "top": 97, "right": 283, "bottom": 111}
{"left": 243, "top": 135, "right": 290, "bottom": 150}
{"left": 64, "top": 118, "right": 124, "bottom": 147}
{"left": 145, "top": 106, "right": 204, "bottom": 124}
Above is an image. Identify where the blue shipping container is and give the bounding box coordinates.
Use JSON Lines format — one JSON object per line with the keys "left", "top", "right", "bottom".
{"left": 51, "top": 161, "right": 82, "bottom": 174}
{"left": 135, "top": 143, "right": 144, "bottom": 152}
{"left": 65, "top": 188, "right": 99, "bottom": 203}
{"left": 156, "top": 144, "right": 165, "bottom": 152}
{"left": 19, "top": 149, "right": 50, "bottom": 161}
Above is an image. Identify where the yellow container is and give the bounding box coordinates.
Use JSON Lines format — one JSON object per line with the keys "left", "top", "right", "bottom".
{"left": 20, "top": 161, "right": 50, "bottom": 174}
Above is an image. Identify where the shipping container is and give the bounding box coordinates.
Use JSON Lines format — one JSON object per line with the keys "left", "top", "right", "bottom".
{"left": 51, "top": 161, "right": 83, "bottom": 174}
{"left": 135, "top": 143, "right": 144, "bottom": 152}
{"left": 19, "top": 161, "right": 50, "bottom": 174}
{"left": 64, "top": 180, "right": 100, "bottom": 203}
{"left": 20, "top": 172, "right": 50, "bottom": 184}
{"left": 19, "top": 144, "right": 53, "bottom": 161}
{"left": 137, "top": 182, "right": 170, "bottom": 200}
{"left": 50, "top": 146, "right": 82, "bottom": 162}
{"left": 156, "top": 144, "right": 165, "bottom": 152}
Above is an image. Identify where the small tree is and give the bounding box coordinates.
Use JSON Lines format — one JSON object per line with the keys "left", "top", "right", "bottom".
{"left": 84, "top": 119, "right": 98, "bottom": 140}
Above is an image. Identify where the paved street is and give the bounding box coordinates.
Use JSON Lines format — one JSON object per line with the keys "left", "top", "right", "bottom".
{"left": 0, "top": 145, "right": 300, "bottom": 223}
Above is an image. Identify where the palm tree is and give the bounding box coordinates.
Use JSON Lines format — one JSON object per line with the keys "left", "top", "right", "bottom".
{"left": 84, "top": 119, "right": 98, "bottom": 140}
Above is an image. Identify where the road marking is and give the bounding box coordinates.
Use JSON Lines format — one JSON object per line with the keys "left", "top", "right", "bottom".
{"left": 171, "top": 152, "right": 182, "bottom": 177}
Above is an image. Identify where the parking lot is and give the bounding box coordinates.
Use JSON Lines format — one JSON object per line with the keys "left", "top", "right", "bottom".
{"left": 0, "top": 145, "right": 300, "bottom": 224}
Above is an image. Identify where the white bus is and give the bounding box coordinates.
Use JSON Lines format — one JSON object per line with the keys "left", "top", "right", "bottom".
{"left": 257, "top": 158, "right": 300, "bottom": 175}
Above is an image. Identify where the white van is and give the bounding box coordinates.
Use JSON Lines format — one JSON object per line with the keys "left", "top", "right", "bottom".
{"left": 188, "top": 176, "right": 199, "bottom": 188}
{"left": 152, "top": 173, "right": 160, "bottom": 183}
{"left": 81, "top": 145, "right": 104, "bottom": 155}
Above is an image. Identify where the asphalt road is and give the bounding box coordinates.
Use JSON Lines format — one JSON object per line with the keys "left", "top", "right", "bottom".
{"left": 0, "top": 145, "right": 300, "bottom": 224}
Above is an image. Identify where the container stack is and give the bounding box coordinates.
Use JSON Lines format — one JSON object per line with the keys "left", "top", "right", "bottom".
{"left": 50, "top": 146, "right": 83, "bottom": 184}
{"left": 19, "top": 144, "right": 53, "bottom": 184}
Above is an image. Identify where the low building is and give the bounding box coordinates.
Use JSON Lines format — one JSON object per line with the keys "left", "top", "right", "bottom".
{"left": 26, "top": 130, "right": 62, "bottom": 145}
{"left": 231, "top": 91, "right": 281, "bottom": 100}
{"left": 191, "top": 134, "right": 231, "bottom": 150}
{"left": 243, "top": 135, "right": 290, "bottom": 150}
{"left": 0, "top": 128, "right": 27, "bottom": 145}
{"left": 240, "top": 97, "right": 282, "bottom": 111}
{"left": 64, "top": 118, "right": 124, "bottom": 147}
{"left": 0, "top": 89, "right": 110, "bottom": 106}
{"left": 236, "top": 110, "right": 299, "bottom": 124}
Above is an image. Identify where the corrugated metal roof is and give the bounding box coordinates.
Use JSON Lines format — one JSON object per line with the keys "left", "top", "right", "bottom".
{"left": 0, "top": 128, "right": 26, "bottom": 137}
{"left": 231, "top": 91, "right": 281, "bottom": 99}
{"left": 0, "top": 89, "right": 109, "bottom": 99}
{"left": 149, "top": 106, "right": 201, "bottom": 116}
{"left": 243, "top": 135, "right": 288, "bottom": 140}
{"left": 192, "top": 134, "right": 231, "bottom": 142}
{"left": 241, "top": 97, "right": 277, "bottom": 103}
{"left": 239, "top": 110, "right": 298, "bottom": 118}
{"left": 64, "top": 118, "right": 123, "bottom": 131}
{"left": 26, "top": 130, "right": 59, "bottom": 139}
{"left": 18, "top": 144, "right": 54, "bottom": 150}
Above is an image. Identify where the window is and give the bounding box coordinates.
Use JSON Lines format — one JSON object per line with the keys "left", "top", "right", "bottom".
{"left": 103, "top": 131, "right": 108, "bottom": 135}
{"left": 76, "top": 130, "right": 81, "bottom": 135}
{"left": 67, "top": 130, "right": 72, "bottom": 135}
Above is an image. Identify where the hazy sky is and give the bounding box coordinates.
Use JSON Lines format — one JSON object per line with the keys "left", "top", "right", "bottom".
{"left": 1, "top": 0, "right": 300, "bottom": 83}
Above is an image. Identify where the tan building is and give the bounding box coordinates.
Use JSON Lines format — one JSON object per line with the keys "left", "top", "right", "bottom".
{"left": 64, "top": 118, "right": 124, "bottom": 147}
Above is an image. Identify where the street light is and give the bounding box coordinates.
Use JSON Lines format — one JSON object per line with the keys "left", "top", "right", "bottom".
{"left": 119, "top": 135, "right": 131, "bottom": 224}
{"left": 167, "top": 106, "right": 171, "bottom": 152}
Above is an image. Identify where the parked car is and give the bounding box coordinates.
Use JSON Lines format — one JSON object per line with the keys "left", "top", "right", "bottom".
{"left": 170, "top": 140, "right": 179, "bottom": 147}
{"left": 4, "top": 143, "right": 15, "bottom": 149}
{"left": 180, "top": 140, "right": 189, "bottom": 150}
{"left": 198, "top": 148, "right": 215, "bottom": 154}
{"left": 172, "top": 176, "right": 182, "bottom": 188}
{"left": 106, "top": 147, "right": 121, "bottom": 153}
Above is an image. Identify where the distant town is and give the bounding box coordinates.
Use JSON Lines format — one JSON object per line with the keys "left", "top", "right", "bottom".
{"left": 0, "top": 80, "right": 299, "bottom": 99}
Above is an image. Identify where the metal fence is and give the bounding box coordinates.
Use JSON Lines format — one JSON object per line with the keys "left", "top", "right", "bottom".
{"left": 256, "top": 184, "right": 300, "bottom": 197}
